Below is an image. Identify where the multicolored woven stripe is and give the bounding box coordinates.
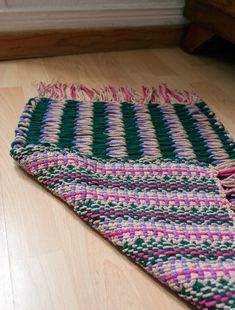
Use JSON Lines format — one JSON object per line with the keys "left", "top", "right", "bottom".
{"left": 11, "top": 83, "right": 235, "bottom": 309}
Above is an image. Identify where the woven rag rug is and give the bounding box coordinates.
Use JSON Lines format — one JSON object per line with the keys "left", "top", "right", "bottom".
{"left": 11, "top": 83, "right": 235, "bottom": 309}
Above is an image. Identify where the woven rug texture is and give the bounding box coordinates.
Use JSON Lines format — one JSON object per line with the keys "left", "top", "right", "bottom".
{"left": 11, "top": 83, "right": 235, "bottom": 309}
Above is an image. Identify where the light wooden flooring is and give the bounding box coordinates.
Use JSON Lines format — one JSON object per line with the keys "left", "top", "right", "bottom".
{"left": 0, "top": 48, "right": 235, "bottom": 310}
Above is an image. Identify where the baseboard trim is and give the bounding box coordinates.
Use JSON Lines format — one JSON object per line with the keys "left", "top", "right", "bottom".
{"left": 0, "top": 25, "right": 186, "bottom": 60}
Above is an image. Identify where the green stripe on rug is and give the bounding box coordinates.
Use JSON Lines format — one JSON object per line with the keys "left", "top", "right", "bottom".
{"left": 92, "top": 102, "right": 108, "bottom": 157}
{"left": 121, "top": 102, "right": 142, "bottom": 157}
{"left": 174, "top": 104, "right": 212, "bottom": 163}
{"left": 58, "top": 100, "right": 78, "bottom": 148}
{"left": 148, "top": 104, "right": 175, "bottom": 158}
{"left": 26, "top": 98, "right": 50, "bottom": 145}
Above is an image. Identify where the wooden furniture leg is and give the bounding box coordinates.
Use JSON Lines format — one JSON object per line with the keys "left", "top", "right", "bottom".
{"left": 182, "top": 23, "right": 215, "bottom": 52}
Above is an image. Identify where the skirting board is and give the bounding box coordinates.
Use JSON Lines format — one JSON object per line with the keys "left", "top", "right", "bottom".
{"left": 0, "top": 25, "right": 186, "bottom": 60}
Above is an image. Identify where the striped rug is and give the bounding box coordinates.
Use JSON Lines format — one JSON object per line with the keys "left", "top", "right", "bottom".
{"left": 11, "top": 83, "right": 235, "bottom": 309}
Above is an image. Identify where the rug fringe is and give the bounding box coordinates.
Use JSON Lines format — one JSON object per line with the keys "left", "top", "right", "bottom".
{"left": 35, "top": 81, "right": 202, "bottom": 104}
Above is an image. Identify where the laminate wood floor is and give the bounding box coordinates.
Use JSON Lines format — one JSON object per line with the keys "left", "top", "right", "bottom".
{"left": 0, "top": 48, "right": 235, "bottom": 310}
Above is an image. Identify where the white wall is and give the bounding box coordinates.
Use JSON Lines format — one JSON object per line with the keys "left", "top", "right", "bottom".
{"left": 0, "top": 0, "right": 186, "bottom": 31}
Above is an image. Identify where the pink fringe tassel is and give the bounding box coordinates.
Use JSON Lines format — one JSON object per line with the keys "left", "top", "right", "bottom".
{"left": 35, "top": 81, "right": 202, "bottom": 105}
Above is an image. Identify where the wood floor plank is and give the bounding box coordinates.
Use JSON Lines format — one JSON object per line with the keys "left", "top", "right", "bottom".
{"left": 153, "top": 48, "right": 235, "bottom": 97}
{"left": 0, "top": 183, "right": 14, "bottom": 310}
{"left": 0, "top": 62, "right": 20, "bottom": 88}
